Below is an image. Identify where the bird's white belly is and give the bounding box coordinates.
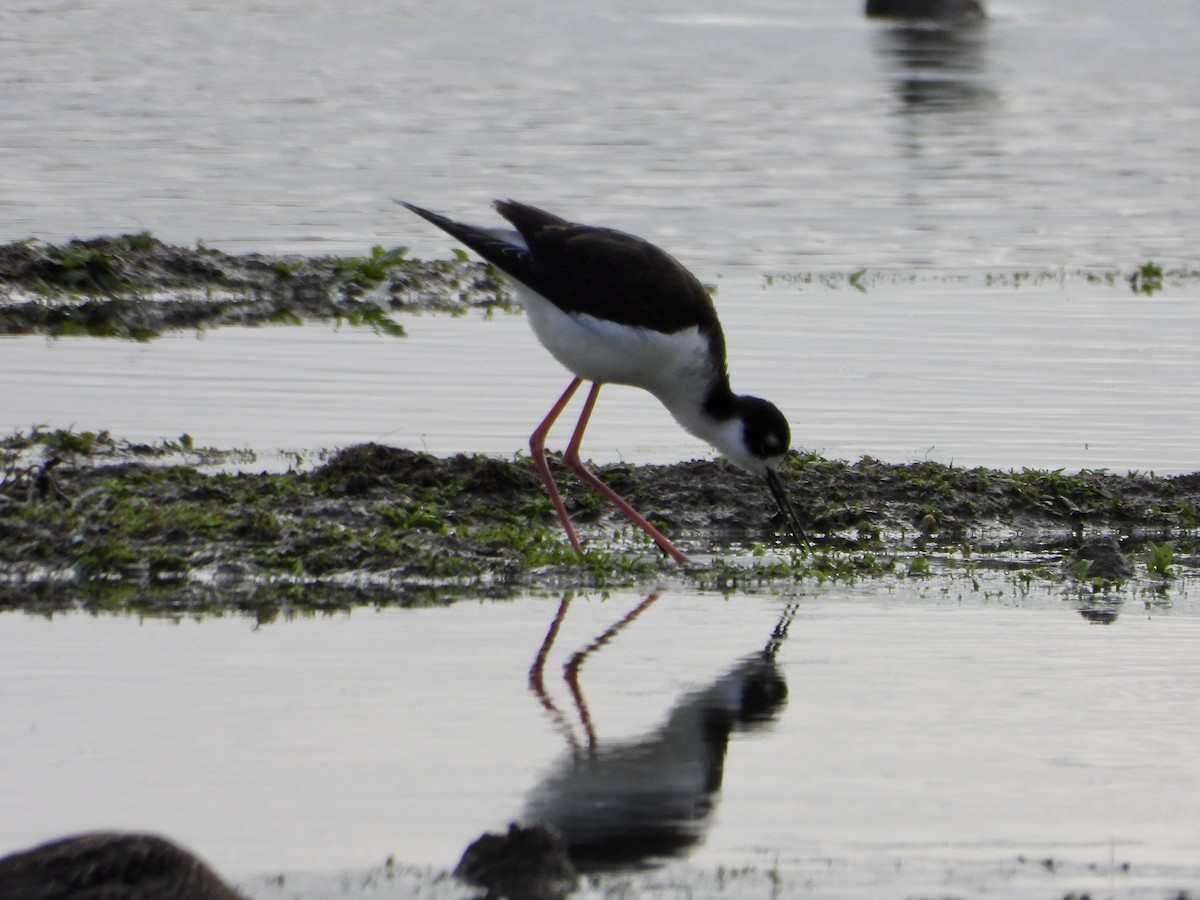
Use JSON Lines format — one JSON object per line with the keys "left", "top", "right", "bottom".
{"left": 516, "top": 284, "right": 714, "bottom": 404}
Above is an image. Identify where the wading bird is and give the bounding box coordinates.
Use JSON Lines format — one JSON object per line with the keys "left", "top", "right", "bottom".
{"left": 402, "top": 200, "right": 806, "bottom": 563}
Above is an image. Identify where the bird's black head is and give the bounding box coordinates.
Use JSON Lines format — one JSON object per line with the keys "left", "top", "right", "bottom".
{"left": 734, "top": 396, "right": 810, "bottom": 556}
{"left": 738, "top": 396, "right": 792, "bottom": 466}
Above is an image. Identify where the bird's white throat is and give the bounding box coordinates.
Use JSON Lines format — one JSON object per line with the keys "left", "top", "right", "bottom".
{"left": 514, "top": 283, "right": 767, "bottom": 473}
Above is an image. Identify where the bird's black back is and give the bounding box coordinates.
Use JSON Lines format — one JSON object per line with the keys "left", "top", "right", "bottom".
{"left": 402, "top": 200, "right": 727, "bottom": 347}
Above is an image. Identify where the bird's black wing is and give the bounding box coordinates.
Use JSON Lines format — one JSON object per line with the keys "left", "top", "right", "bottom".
{"left": 399, "top": 201, "right": 534, "bottom": 273}
{"left": 402, "top": 200, "right": 722, "bottom": 339}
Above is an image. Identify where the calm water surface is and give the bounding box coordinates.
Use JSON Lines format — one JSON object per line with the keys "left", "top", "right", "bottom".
{"left": 3, "top": 4, "right": 1199, "bottom": 896}
{"left": 3, "top": 582, "right": 1200, "bottom": 897}
{"left": 2, "top": 0, "right": 1198, "bottom": 271}
{"left": 3, "top": 275, "right": 1198, "bottom": 473}
{"left": 2, "top": 0, "right": 1198, "bottom": 472}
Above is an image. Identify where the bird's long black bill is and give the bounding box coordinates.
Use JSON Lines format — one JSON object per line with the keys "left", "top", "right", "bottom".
{"left": 765, "top": 469, "right": 811, "bottom": 557}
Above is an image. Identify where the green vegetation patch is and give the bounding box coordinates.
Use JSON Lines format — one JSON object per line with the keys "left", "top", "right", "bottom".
{"left": 0, "top": 234, "right": 512, "bottom": 339}
{"left": 764, "top": 263, "right": 1200, "bottom": 295}
{"left": 1, "top": 430, "right": 1197, "bottom": 615}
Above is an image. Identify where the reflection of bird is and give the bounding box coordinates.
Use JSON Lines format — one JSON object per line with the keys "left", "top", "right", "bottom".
{"left": 402, "top": 201, "right": 807, "bottom": 563}
{"left": 0, "top": 832, "right": 245, "bottom": 900}
{"left": 524, "top": 598, "right": 796, "bottom": 870}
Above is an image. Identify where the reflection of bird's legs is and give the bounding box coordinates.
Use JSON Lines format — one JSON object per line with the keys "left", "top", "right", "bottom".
{"left": 528, "top": 594, "right": 582, "bottom": 753}
{"left": 765, "top": 601, "right": 800, "bottom": 659}
{"left": 563, "top": 592, "right": 662, "bottom": 749}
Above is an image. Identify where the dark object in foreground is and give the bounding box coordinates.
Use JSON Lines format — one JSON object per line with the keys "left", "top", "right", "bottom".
{"left": 0, "top": 832, "right": 245, "bottom": 900}
{"left": 455, "top": 823, "right": 578, "bottom": 900}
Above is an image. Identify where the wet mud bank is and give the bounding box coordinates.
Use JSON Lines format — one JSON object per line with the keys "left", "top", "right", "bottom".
{"left": 2, "top": 237, "right": 1197, "bottom": 614}
{"left": 2, "top": 431, "right": 1196, "bottom": 615}
{"left": 0, "top": 233, "right": 509, "bottom": 339}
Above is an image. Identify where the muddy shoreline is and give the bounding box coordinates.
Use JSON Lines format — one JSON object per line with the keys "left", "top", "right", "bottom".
{"left": 4, "top": 233, "right": 1197, "bottom": 339}
{"left": 2, "top": 428, "right": 1196, "bottom": 616}
{"left": 0, "top": 233, "right": 509, "bottom": 339}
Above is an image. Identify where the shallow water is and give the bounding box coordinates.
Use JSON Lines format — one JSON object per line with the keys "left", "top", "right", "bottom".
{"left": 3, "top": 3, "right": 1199, "bottom": 896}
{"left": 4, "top": 275, "right": 1198, "bottom": 474}
{"left": 3, "top": 0, "right": 1198, "bottom": 473}
{"left": 2, "top": 0, "right": 1198, "bottom": 271}
{"left": 3, "top": 579, "right": 1199, "bottom": 897}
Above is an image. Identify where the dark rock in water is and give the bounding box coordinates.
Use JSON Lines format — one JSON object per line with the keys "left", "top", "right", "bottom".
{"left": 0, "top": 832, "right": 245, "bottom": 900}
{"left": 1065, "top": 535, "right": 1134, "bottom": 582}
{"left": 866, "top": 0, "right": 985, "bottom": 22}
{"left": 455, "top": 823, "right": 578, "bottom": 900}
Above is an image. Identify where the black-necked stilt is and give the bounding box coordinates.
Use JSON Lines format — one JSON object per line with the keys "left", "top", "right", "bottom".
{"left": 401, "top": 200, "right": 806, "bottom": 563}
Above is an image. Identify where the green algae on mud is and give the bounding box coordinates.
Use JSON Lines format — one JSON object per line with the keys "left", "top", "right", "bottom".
{"left": 5, "top": 234, "right": 1198, "bottom": 342}
{"left": 0, "top": 234, "right": 512, "bottom": 340}
{"left": 1, "top": 429, "right": 1197, "bottom": 616}
{"left": 763, "top": 262, "right": 1200, "bottom": 296}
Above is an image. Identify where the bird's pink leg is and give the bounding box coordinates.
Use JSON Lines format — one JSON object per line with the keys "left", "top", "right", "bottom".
{"left": 531, "top": 378, "right": 585, "bottom": 554}
{"left": 564, "top": 383, "right": 691, "bottom": 564}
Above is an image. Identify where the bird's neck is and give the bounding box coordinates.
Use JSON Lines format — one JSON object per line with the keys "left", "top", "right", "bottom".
{"left": 658, "top": 378, "right": 762, "bottom": 475}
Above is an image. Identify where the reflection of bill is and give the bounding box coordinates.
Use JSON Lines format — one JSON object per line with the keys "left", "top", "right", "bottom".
{"left": 523, "top": 595, "right": 796, "bottom": 871}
